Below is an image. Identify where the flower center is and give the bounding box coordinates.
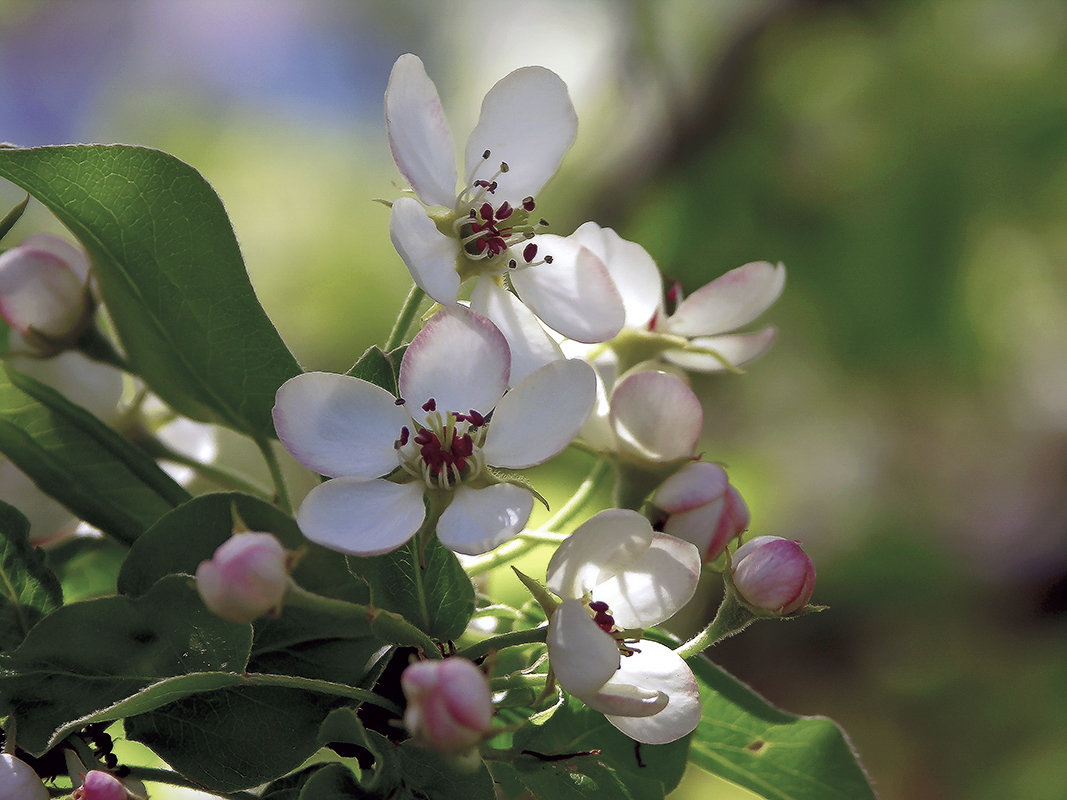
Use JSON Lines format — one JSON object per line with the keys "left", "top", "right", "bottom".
{"left": 395, "top": 398, "right": 488, "bottom": 489}
{"left": 587, "top": 599, "right": 640, "bottom": 657}
{"left": 453, "top": 150, "right": 552, "bottom": 271}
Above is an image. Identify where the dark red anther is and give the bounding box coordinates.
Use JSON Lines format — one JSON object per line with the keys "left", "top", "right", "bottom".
{"left": 395, "top": 426, "right": 410, "bottom": 448}
{"left": 539, "top": 218, "right": 549, "bottom": 227}
{"left": 544, "top": 255, "right": 554, "bottom": 264}
{"left": 466, "top": 409, "right": 485, "bottom": 427}
{"left": 395, "top": 397, "right": 406, "bottom": 405}
{"left": 523, "top": 243, "right": 538, "bottom": 263}
{"left": 422, "top": 398, "right": 437, "bottom": 412}
{"left": 479, "top": 203, "right": 495, "bottom": 222}
{"left": 588, "top": 600, "right": 616, "bottom": 633}
{"left": 496, "top": 202, "right": 513, "bottom": 220}
{"left": 522, "top": 196, "right": 536, "bottom": 211}
{"left": 508, "top": 259, "right": 517, "bottom": 269}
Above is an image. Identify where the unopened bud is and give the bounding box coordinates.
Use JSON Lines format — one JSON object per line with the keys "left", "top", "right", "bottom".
{"left": 73, "top": 770, "right": 127, "bottom": 800}
{"left": 401, "top": 657, "right": 492, "bottom": 755}
{"left": 731, "top": 536, "right": 815, "bottom": 615}
{"left": 0, "top": 234, "right": 93, "bottom": 354}
{"left": 195, "top": 533, "right": 291, "bottom": 623}
{"left": 651, "top": 461, "right": 749, "bottom": 562}
{"left": 0, "top": 753, "right": 49, "bottom": 800}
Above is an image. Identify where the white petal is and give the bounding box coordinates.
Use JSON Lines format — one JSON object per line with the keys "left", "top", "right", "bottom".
{"left": 593, "top": 533, "right": 701, "bottom": 629}
{"left": 570, "top": 222, "right": 663, "bottom": 330}
{"left": 297, "top": 478, "right": 426, "bottom": 555}
{"left": 389, "top": 197, "right": 461, "bottom": 305}
{"left": 482, "top": 359, "right": 595, "bottom": 469}
{"left": 399, "top": 306, "right": 509, "bottom": 418}
{"left": 661, "top": 327, "right": 778, "bottom": 372}
{"left": 464, "top": 66, "right": 577, "bottom": 204}
{"left": 435, "top": 484, "right": 534, "bottom": 556}
{"left": 582, "top": 681, "right": 667, "bottom": 719}
{"left": 510, "top": 236, "right": 624, "bottom": 343}
{"left": 602, "top": 642, "right": 701, "bottom": 745}
{"left": 470, "top": 277, "right": 563, "bottom": 386}
{"left": 385, "top": 54, "right": 458, "bottom": 208}
{"left": 547, "top": 599, "right": 620, "bottom": 697}
{"left": 0, "top": 246, "right": 87, "bottom": 337}
{"left": 273, "top": 372, "right": 407, "bottom": 478}
{"left": 652, "top": 462, "right": 728, "bottom": 514}
{"left": 666, "top": 261, "right": 785, "bottom": 337}
{"left": 576, "top": 365, "right": 617, "bottom": 453}
{"left": 546, "top": 509, "right": 653, "bottom": 600}
{"left": 609, "top": 371, "right": 702, "bottom": 462}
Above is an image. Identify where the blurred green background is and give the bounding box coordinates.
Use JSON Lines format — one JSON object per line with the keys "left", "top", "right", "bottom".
{"left": 3, "top": 1, "right": 1067, "bottom": 798}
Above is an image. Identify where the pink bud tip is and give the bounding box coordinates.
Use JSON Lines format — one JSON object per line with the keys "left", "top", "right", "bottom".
{"left": 195, "top": 533, "right": 290, "bottom": 624}
{"left": 732, "top": 536, "right": 815, "bottom": 615}
{"left": 401, "top": 657, "right": 492, "bottom": 754}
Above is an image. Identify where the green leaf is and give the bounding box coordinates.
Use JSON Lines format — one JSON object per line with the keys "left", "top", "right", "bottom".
{"left": 687, "top": 654, "right": 876, "bottom": 800}
{"left": 0, "top": 145, "right": 302, "bottom": 438}
{"left": 0, "top": 365, "right": 190, "bottom": 544}
{"left": 45, "top": 535, "right": 129, "bottom": 602}
{"left": 395, "top": 741, "right": 497, "bottom": 800}
{"left": 296, "top": 763, "right": 363, "bottom": 799}
{"left": 346, "top": 345, "right": 404, "bottom": 395}
{"left": 0, "top": 575, "right": 251, "bottom": 754}
{"left": 0, "top": 500, "right": 62, "bottom": 650}
{"left": 0, "top": 194, "right": 28, "bottom": 243}
{"left": 489, "top": 694, "right": 688, "bottom": 800}
{"left": 348, "top": 535, "right": 475, "bottom": 642}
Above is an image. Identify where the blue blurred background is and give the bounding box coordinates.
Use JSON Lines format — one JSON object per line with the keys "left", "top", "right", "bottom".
{"left": 3, "top": 1, "right": 1067, "bottom": 797}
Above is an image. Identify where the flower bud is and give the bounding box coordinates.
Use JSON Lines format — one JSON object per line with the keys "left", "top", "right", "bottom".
{"left": 73, "top": 770, "right": 127, "bottom": 800}
{"left": 0, "top": 753, "right": 49, "bottom": 800}
{"left": 195, "top": 533, "right": 291, "bottom": 623}
{"left": 401, "top": 657, "right": 492, "bottom": 755}
{"left": 0, "top": 234, "right": 93, "bottom": 353}
{"left": 731, "top": 536, "right": 815, "bottom": 615}
{"left": 651, "top": 461, "right": 749, "bottom": 561}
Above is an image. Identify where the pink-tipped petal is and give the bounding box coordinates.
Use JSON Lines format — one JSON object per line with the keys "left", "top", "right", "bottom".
{"left": 510, "top": 235, "right": 625, "bottom": 343}
{"left": 653, "top": 462, "right": 729, "bottom": 514}
{"left": 273, "top": 372, "right": 407, "bottom": 479}
{"left": 297, "top": 478, "right": 426, "bottom": 556}
{"left": 0, "top": 247, "right": 87, "bottom": 337}
{"left": 436, "top": 483, "right": 534, "bottom": 555}
{"left": 389, "top": 197, "right": 462, "bottom": 305}
{"left": 602, "top": 641, "right": 701, "bottom": 745}
{"left": 482, "top": 359, "right": 595, "bottom": 469}
{"left": 662, "top": 327, "right": 779, "bottom": 372}
{"left": 593, "top": 533, "right": 701, "bottom": 629}
{"left": 399, "top": 306, "right": 510, "bottom": 417}
{"left": 546, "top": 509, "right": 654, "bottom": 600}
{"left": 570, "top": 222, "right": 663, "bottom": 330}
{"left": 609, "top": 371, "right": 702, "bottom": 462}
{"left": 464, "top": 66, "right": 577, "bottom": 204}
{"left": 667, "top": 261, "right": 786, "bottom": 337}
{"left": 18, "top": 234, "right": 91, "bottom": 281}
{"left": 470, "top": 277, "right": 563, "bottom": 386}
{"left": 548, "top": 598, "right": 620, "bottom": 697}
{"left": 385, "top": 54, "right": 458, "bottom": 208}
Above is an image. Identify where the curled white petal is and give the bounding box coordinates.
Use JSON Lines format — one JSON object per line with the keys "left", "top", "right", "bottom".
{"left": 435, "top": 484, "right": 533, "bottom": 556}
{"left": 482, "top": 359, "right": 594, "bottom": 469}
{"left": 547, "top": 598, "right": 620, "bottom": 697}
{"left": 389, "top": 197, "right": 461, "bottom": 306}
{"left": 546, "top": 509, "right": 653, "bottom": 600}
{"left": 592, "top": 533, "right": 701, "bottom": 629}
{"left": 569, "top": 222, "right": 663, "bottom": 330}
{"left": 471, "top": 278, "right": 563, "bottom": 386}
{"left": 602, "top": 641, "right": 701, "bottom": 745}
{"left": 609, "top": 371, "right": 702, "bottom": 462}
{"left": 666, "top": 261, "right": 786, "bottom": 337}
{"left": 662, "top": 327, "right": 778, "bottom": 372}
{"left": 652, "top": 461, "right": 729, "bottom": 513}
{"left": 273, "top": 372, "right": 406, "bottom": 479}
{"left": 385, "top": 54, "right": 458, "bottom": 208}
{"left": 297, "top": 478, "right": 425, "bottom": 556}
{"left": 399, "top": 306, "right": 509, "bottom": 418}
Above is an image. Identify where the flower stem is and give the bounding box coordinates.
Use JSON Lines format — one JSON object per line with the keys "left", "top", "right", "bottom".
{"left": 385, "top": 283, "right": 426, "bottom": 350}
{"left": 255, "top": 435, "right": 292, "bottom": 515}
{"left": 241, "top": 672, "right": 402, "bottom": 715}
{"left": 673, "top": 586, "right": 756, "bottom": 660}
{"left": 455, "top": 623, "right": 548, "bottom": 663}
{"left": 464, "top": 458, "right": 609, "bottom": 577}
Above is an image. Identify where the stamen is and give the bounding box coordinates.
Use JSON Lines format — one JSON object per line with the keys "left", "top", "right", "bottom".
{"left": 422, "top": 398, "right": 437, "bottom": 412}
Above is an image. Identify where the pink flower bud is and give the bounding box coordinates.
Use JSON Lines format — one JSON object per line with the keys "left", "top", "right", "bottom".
{"left": 73, "top": 770, "right": 127, "bottom": 800}
{"left": 731, "top": 536, "right": 815, "bottom": 615}
{"left": 652, "top": 461, "right": 750, "bottom": 561}
{"left": 0, "top": 753, "right": 49, "bottom": 800}
{"left": 401, "top": 657, "right": 492, "bottom": 754}
{"left": 0, "top": 234, "right": 93, "bottom": 353}
{"left": 195, "top": 533, "right": 290, "bottom": 624}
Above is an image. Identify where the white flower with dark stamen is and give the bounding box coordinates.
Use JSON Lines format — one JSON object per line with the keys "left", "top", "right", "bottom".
{"left": 545, "top": 509, "right": 702, "bottom": 744}
{"left": 385, "top": 54, "right": 625, "bottom": 365}
{"left": 568, "top": 222, "right": 786, "bottom": 371}
{"left": 273, "top": 306, "right": 595, "bottom": 557}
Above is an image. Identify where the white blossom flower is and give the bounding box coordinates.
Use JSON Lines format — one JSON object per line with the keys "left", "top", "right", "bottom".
{"left": 568, "top": 222, "right": 786, "bottom": 372}
{"left": 385, "top": 54, "right": 625, "bottom": 366}
{"left": 273, "top": 306, "right": 595, "bottom": 557}
{"left": 545, "top": 509, "right": 702, "bottom": 744}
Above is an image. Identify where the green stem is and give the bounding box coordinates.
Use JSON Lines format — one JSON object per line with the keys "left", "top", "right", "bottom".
{"left": 255, "top": 435, "right": 292, "bottom": 515}
{"left": 674, "top": 586, "right": 756, "bottom": 660}
{"left": 490, "top": 672, "right": 549, "bottom": 692}
{"left": 455, "top": 623, "right": 548, "bottom": 663}
{"left": 385, "top": 283, "right": 426, "bottom": 350}
{"left": 75, "top": 324, "right": 135, "bottom": 373}
{"left": 465, "top": 458, "right": 610, "bottom": 577}
{"left": 122, "top": 766, "right": 260, "bottom": 800}
{"left": 242, "top": 672, "right": 402, "bottom": 716}
{"left": 285, "top": 582, "right": 442, "bottom": 657}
